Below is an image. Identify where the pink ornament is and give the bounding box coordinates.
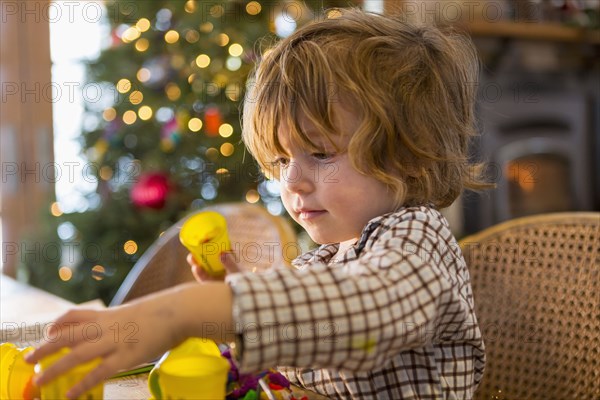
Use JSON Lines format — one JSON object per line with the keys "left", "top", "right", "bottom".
{"left": 130, "top": 172, "right": 171, "bottom": 209}
{"left": 161, "top": 117, "right": 178, "bottom": 139}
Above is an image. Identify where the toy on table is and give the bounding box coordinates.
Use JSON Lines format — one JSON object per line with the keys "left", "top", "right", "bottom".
{"left": 179, "top": 211, "right": 231, "bottom": 278}
{"left": 1, "top": 342, "right": 37, "bottom": 400}
{"left": 0, "top": 343, "right": 102, "bottom": 400}
{"left": 148, "top": 338, "right": 229, "bottom": 400}
{"left": 222, "top": 349, "right": 310, "bottom": 400}
{"left": 36, "top": 347, "right": 103, "bottom": 400}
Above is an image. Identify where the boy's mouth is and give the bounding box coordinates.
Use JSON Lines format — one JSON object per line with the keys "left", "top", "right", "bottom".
{"left": 297, "top": 209, "right": 327, "bottom": 220}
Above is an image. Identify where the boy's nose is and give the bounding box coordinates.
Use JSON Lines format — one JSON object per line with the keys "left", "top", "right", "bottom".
{"left": 281, "top": 162, "right": 313, "bottom": 194}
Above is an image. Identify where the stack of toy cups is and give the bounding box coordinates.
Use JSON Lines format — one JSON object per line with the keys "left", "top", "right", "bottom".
{"left": 1, "top": 343, "right": 37, "bottom": 400}
{"left": 36, "top": 347, "right": 103, "bottom": 400}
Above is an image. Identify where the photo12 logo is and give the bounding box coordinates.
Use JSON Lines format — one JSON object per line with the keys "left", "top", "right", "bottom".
{"left": 1, "top": 81, "right": 127, "bottom": 105}
{"left": 0, "top": 1, "right": 106, "bottom": 24}
{"left": 1, "top": 160, "right": 139, "bottom": 185}
{"left": 0, "top": 321, "right": 140, "bottom": 344}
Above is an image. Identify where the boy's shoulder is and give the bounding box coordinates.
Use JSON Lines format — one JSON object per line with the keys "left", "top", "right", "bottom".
{"left": 361, "top": 205, "right": 460, "bottom": 265}
{"left": 364, "top": 205, "right": 451, "bottom": 241}
{"left": 379, "top": 205, "right": 446, "bottom": 225}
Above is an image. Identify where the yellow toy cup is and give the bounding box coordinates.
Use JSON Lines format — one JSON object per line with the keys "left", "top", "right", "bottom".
{"left": 0, "top": 343, "right": 37, "bottom": 400}
{"left": 180, "top": 211, "right": 231, "bottom": 277}
{"left": 157, "top": 354, "right": 229, "bottom": 400}
{"left": 148, "top": 338, "right": 228, "bottom": 399}
{"left": 37, "top": 347, "right": 103, "bottom": 400}
{"left": 0, "top": 342, "right": 19, "bottom": 400}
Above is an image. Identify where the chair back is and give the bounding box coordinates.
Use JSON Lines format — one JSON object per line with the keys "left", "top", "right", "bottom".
{"left": 459, "top": 212, "right": 600, "bottom": 400}
{"left": 110, "top": 203, "right": 299, "bottom": 306}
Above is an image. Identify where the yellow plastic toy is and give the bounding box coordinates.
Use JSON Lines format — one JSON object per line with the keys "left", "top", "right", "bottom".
{"left": 148, "top": 338, "right": 230, "bottom": 400}
{"left": 179, "top": 211, "right": 231, "bottom": 277}
{"left": 36, "top": 347, "right": 103, "bottom": 400}
{"left": 0, "top": 343, "right": 37, "bottom": 400}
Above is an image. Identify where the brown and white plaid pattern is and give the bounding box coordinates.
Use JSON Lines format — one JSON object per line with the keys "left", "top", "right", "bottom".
{"left": 226, "top": 206, "right": 485, "bottom": 399}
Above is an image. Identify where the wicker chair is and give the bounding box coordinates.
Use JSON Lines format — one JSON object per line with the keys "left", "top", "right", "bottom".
{"left": 459, "top": 212, "right": 600, "bottom": 400}
{"left": 110, "top": 203, "right": 299, "bottom": 306}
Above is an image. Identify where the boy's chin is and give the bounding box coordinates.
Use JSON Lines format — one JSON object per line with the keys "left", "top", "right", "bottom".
{"left": 305, "top": 232, "right": 336, "bottom": 246}
{"left": 304, "top": 232, "right": 327, "bottom": 246}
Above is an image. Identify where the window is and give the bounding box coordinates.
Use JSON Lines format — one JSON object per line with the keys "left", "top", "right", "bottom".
{"left": 50, "top": 1, "right": 107, "bottom": 212}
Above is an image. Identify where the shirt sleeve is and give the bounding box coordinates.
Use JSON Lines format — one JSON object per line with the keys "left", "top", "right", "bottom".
{"left": 225, "top": 219, "right": 478, "bottom": 373}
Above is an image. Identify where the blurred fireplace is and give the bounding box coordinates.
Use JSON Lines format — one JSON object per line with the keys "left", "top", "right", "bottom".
{"left": 464, "top": 91, "right": 593, "bottom": 233}
{"left": 506, "top": 153, "right": 572, "bottom": 218}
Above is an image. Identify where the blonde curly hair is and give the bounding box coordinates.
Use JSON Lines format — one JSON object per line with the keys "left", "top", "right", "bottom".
{"left": 243, "top": 8, "right": 492, "bottom": 209}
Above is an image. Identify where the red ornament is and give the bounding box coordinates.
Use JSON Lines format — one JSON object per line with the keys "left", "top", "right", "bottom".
{"left": 204, "top": 107, "right": 222, "bottom": 137}
{"left": 111, "top": 29, "right": 122, "bottom": 47}
{"left": 130, "top": 172, "right": 171, "bottom": 209}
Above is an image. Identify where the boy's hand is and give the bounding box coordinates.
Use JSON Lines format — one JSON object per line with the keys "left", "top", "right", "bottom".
{"left": 24, "top": 282, "right": 235, "bottom": 400}
{"left": 24, "top": 299, "right": 184, "bottom": 399}
{"left": 187, "top": 252, "right": 242, "bottom": 282}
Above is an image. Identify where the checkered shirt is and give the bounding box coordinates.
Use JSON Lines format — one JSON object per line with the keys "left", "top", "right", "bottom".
{"left": 226, "top": 206, "right": 485, "bottom": 399}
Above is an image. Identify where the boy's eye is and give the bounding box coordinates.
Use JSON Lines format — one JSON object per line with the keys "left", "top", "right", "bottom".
{"left": 312, "top": 152, "right": 335, "bottom": 161}
{"left": 272, "top": 157, "right": 289, "bottom": 167}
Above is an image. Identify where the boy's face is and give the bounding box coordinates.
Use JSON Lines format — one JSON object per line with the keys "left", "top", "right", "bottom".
{"left": 275, "top": 106, "right": 397, "bottom": 246}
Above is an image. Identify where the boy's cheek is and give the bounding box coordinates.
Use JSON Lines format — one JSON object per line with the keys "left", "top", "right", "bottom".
{"left": 279, "top": 192, "right": 294, "bottom": 210}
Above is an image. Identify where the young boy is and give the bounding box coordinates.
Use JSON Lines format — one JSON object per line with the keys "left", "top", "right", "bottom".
{"left": 28, "top": 9, "right": 488, "bottom": 399}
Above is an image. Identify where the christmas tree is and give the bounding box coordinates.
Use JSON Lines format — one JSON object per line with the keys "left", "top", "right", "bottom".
{"left": 21, "top": 0, "right": 357, "bottom": 304}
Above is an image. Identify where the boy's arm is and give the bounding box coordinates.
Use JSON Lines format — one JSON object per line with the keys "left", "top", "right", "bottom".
{"left": 226, "top": 252, "right": 458, "bottom": 373}
{"left": 176, "top": 281, "right": 236, "bottom": 342}
{"left": 225, "top": 216, "right": 481, "bottom": 374}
